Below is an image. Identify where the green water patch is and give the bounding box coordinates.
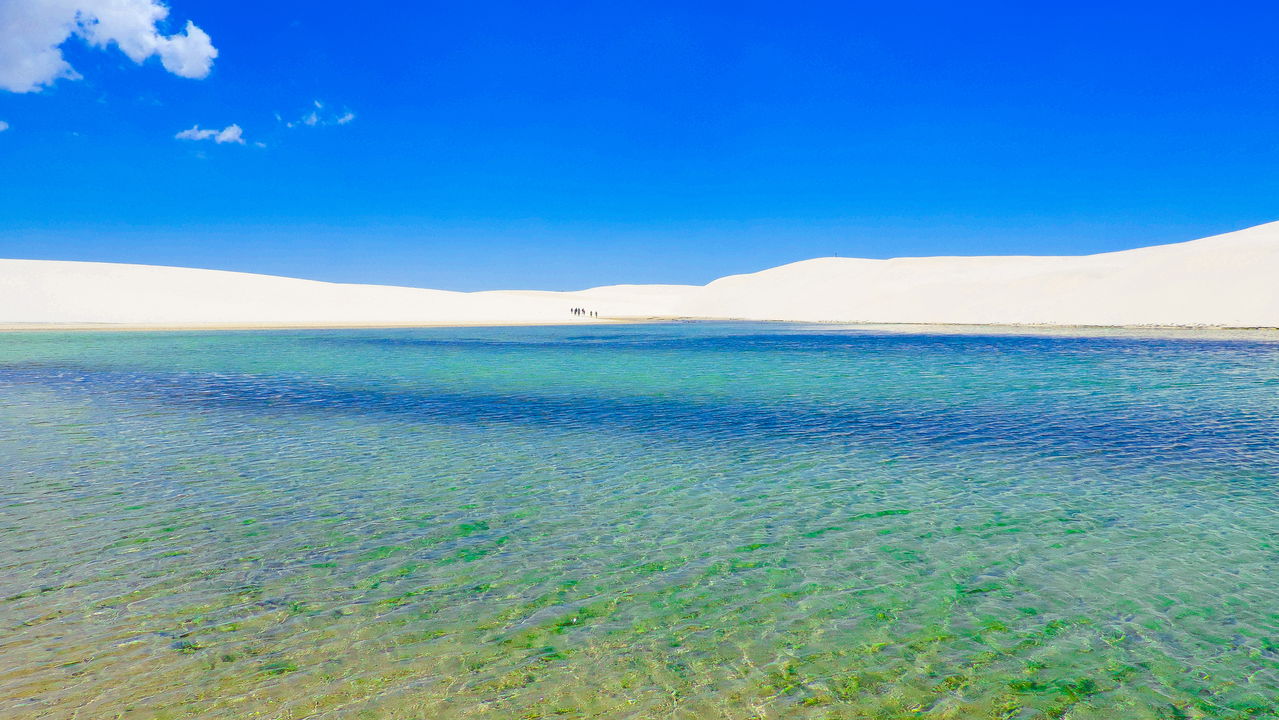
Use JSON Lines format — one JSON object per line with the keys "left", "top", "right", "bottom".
{"left": 1, "top": 325, "right": 1277, "bottom": 718}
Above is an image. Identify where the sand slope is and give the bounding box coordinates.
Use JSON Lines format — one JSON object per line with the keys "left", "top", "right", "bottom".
{"left": 0, "top": 259, "right": 687, "bottom": 326}
{"left": 675, "top": 221, "right": 1279, "bottom": 327}
{"left": 2, "top": 221, "right": 1277, "bottom": 327}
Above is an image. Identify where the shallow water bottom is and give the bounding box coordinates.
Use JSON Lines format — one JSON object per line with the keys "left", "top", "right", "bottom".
{"left": 1, "top": 324, "right": 1277, "bottom": 719}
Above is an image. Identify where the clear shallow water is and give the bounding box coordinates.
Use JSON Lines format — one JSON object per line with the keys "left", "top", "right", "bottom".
{"left": 1, "top": 323, "right": 1278, "bottom": 720}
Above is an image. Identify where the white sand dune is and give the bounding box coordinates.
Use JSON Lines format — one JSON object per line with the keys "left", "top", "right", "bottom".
{"left": 675, "top": 221, "right": 1279, "bottom": 327}
{"left": 2, "top": 221, "right": 1277, "bottom": 328}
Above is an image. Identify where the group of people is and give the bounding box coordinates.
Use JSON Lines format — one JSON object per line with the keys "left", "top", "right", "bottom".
{"left": 570, "top": 307, "right": 598, "bottom": 318}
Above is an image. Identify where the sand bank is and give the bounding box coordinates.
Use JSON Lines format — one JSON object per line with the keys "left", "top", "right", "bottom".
{"left": 3, "top": 221, "right": 1277, "bottom": 329}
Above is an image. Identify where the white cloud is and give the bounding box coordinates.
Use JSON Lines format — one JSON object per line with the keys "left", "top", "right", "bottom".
{"left": 284, "top": 101, "right": 355, "bottom": 128}
{"left": 0, "top": 0, "right": 217, "bottom": 93}
{"left": 175, "top": 123, "right": 244, "bottom": 145}
{"left": 175, "top": 125, "right": 216, "bottom": 140}
{"left": 214, "top": 124, "right": 242, "bottom": 144}
{"left": 0, "top": 120, "right": 9, "bottom": 132}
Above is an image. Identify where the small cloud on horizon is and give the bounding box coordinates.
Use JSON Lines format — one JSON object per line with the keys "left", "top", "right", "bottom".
{"left": 283, "top": 101, "right": 355, "bottom": 128}
{"left": 0, "top": 120, "right": 9, "bottom": 132}
{"left": 176, "top": 123, "right": 246, "bottom": 145}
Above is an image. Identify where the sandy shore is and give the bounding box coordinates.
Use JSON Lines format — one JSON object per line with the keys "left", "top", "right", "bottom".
{"left": 0, "top": 319, "right": 643, "bottom": 332}
{"left": 3, "top": 221, "right": 1277, "bottom": 328}
{"left": 5, "top": 321, "right": 1279, "bottom": 346}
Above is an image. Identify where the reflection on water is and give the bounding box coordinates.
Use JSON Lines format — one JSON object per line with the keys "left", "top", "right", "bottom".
{"left": 2, "top": 324, "right": 1278, "bottom": 719}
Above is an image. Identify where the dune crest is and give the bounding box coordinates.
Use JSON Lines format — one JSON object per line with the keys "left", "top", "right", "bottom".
{"left": 2, "top": 222, "right": 1277, "bottom": 328}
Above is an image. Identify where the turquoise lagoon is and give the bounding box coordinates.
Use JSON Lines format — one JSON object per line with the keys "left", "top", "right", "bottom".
{"left": 1, "top": 323, "right": 1278, "bottom": 719}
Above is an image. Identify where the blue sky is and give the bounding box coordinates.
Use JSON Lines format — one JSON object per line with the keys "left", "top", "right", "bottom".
{"left": 1, "top": 1, "right": 1277, "bottom": 290}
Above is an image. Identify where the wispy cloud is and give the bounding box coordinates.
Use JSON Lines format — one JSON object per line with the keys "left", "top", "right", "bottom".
{"left": 0, "top": 0, "right": 217, "bottom": 93}
{"left": 0, "top": 120, "right": 9, "bottom": 133}
{"left": 283, "top": 100, "right": 355, "bottom": 128}
{"left": 175, "top": 124, "right": 245, "bottom": 145}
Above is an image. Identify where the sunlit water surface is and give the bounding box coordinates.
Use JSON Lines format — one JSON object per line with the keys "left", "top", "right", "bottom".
{"left": 2, "top": 324, "right": 1278, "bottom": 719}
